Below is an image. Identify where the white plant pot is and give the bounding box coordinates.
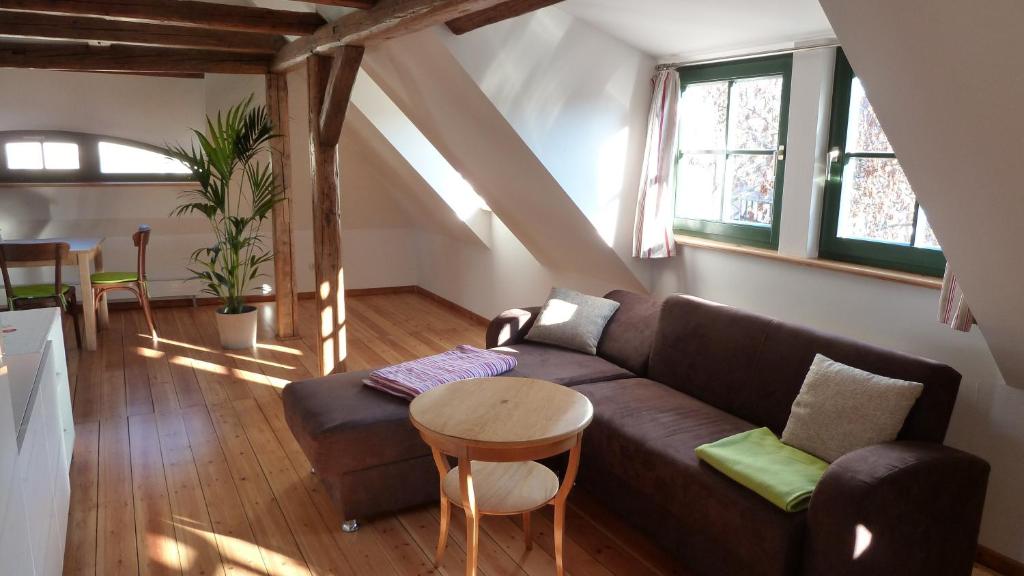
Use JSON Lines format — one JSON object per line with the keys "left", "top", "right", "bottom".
{"left": 215, "top": 306, "right": 258, "bottom": 350}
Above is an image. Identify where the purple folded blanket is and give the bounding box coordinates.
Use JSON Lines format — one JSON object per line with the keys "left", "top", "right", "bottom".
{"left": 363, "top": 345, "right": 517, "bottom": 400}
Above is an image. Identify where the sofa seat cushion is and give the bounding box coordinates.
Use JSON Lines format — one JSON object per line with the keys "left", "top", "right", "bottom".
{"left": 491, "top": 342, "right": 635, "bottom": 386}
{"left": 574, "top": 378, "right": 807, "bottom": 576}
{"left": 282, "top": 369, "right": 428, "bottom": 473}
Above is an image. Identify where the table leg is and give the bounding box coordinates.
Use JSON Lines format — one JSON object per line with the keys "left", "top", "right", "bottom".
{"left": 437, "top": 494, "right": 451, "bottom": 566}
{"left": 458, "top": 457, "right": 479, "bottom": 576}
{"left": 430, "top": 448, "right": 452, "bottom": 567}
{"left": 94, "top": 247, "right": 109, "bottom": 329}
{"left": 78, "top": 255, "right": 97, "bottom": 351}
{"left": 523, "top": 512, "right": 533, "bottom": 550}
{"left": 552, "top": 434, "right": 584, "bottom": 576}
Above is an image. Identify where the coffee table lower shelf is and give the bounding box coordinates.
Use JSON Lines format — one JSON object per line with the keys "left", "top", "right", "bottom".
{"left": 443, "top": 461, "right": 559, "bottom": 515}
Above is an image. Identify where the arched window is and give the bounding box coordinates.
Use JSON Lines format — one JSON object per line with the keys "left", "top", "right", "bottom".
{"left": 0, "top": 131, "right": 192, "bottom": 184}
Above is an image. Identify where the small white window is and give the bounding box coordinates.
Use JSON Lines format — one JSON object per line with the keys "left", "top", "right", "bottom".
{"left": 99, "top": 141, "right": 190, "bottom": 175}
{"left": 4, "top": 141, "right": 80, "bottom": 170}
{"left": 42, "top": 142, "right": 80, "bottom": 169}
{"left": 6, "top": 142, "right": 43, "bottom": 169}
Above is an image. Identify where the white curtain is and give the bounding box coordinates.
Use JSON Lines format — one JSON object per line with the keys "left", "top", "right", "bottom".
{"left": 632, "top": 70, "right": 680, "bottom": 259}
{"left": 938, "top": 263, "right": 975, "bottom": 332}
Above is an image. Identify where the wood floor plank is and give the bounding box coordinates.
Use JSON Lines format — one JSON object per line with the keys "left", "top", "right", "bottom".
{"left": 135, "top": 308, "right": 181, "bottom": 415}
{"left": 154, "top": 409, "right": 225, "bottom": 576}
{"left": 124, "top": 312, "right": 156, "bottom": 417}
{"left": 96, "top": 418, "right": 139, "bottom": 576}
{"left": 191, "top": 308, "right": 258, "bottom": 402}
{"left": 522, "top": 507, "right": 614, "bottom": 576}
{"left": 99, "top": 315, "right": 128, "bottom": 420}
{"left": 373, "top": 515, "right": 444, "bottom": 576}
{"left": 232, "top": 398, "right": 354, "bottom": 576}
{"left": 128, "top": 413, "right": 183, "bottom": 576}
{"left": 155, "top": 308, "right": 206, "bottom": 408}
{"left": 173, "top": 311, "right": 232, "bottom": 407}
{"left": 180, "top": 406, "right": 269, "bottom": 576}
{"left": 399, "top": 507, "right": 468, "bottom": 575}
{"left": 72, "top": 340, "right": 102, "bottom": 423}
{"left": 436, "top": 508, "right": 530, "bottom": 576}
{"left": 205, "top": 402, "right": 313, "bottom": 576}
{"left": 470, "top": 514, "right": 559, "bottom": 576}
{"left": 63, "top": 421, "right": 100, "bottom": 576}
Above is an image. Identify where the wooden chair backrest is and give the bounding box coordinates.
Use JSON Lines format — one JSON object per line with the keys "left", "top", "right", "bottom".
{"left": 0, "top": 241, "right": 70, "bottom": 300}
{"left": 133, "top": 225, "right": 151, "bottom": 281}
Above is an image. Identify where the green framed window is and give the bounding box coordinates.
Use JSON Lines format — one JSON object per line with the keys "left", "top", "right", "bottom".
{"left": 819, "top": 51, "right": 945, "bottom": 276}
{"left": 673, "top": 55, "right": 792, "bottom": 249}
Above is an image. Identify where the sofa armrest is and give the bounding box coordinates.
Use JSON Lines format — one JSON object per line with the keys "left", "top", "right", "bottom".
{"left": 486, "top": 306, "right": 541, "bottom": 348}
{"left": 803, "top": 441, "right": 989, "bottom": 576}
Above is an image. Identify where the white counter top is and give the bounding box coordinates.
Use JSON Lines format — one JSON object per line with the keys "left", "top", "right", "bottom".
{"left": 1, "top": 308, "right": 60, "bottom": 450}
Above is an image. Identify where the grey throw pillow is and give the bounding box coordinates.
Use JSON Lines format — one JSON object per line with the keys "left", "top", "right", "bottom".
{"left": 781, "top": 354, "right": 924, "bottom": 462}
{"left": 525, "top": 288, "right": 620, "bottom": 355}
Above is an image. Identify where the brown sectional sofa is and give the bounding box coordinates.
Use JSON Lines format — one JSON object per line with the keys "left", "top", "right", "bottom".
{"left": 282, "top": 290, "right": 989, "bottom": 576}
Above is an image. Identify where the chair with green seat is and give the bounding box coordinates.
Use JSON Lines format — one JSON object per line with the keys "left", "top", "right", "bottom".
{"left": 0, "top": 241, "right": 82, "bottom": 348}
{"left": 92, "top": 225, "right": 157, "bottom": 339}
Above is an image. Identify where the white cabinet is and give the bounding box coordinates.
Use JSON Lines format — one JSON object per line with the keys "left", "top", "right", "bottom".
{"left": 0, "top": 308, "right": 73, "bottom": 576}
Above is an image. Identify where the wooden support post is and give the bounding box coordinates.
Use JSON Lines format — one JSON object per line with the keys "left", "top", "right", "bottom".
{"left": 307, "top": 49, "right": 361, "bottom": 375}
{"left": 266, "top": 72, "right": 299, "bottom": 340}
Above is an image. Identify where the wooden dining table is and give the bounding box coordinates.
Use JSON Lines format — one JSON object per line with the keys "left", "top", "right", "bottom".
{"left": 1, "top": 237, "right": 109, "bottom": 351}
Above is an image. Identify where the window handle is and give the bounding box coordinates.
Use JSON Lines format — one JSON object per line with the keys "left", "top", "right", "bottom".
{"left": 777, "top": 145, "right": 785, "bottom": 161}
{"left": 826, "top": 147, "right": 842, "bottom": 179}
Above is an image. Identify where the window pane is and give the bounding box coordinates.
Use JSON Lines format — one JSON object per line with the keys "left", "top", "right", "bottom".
{"left": 838, "top": 157, "right": 916, "bottom": 244}
{"left": 914, "top": 205, "right": 941, "bottom": 249}
{"left": 99, "top": 141, "right": 190, "bottom": 174}
{"left": 725, "top": 154, "right": 775, "bottom": 225}
{"left": 727, "top": 76, "right": 783, "bottom": 151}
{"left": 676, "top": 153, "right": 724, "bottom": 220}
{"left": 845, "top": 78, "right": 893, "bottom": 154}
{"left": 42, "top": 142, "right": 79, "bottom": 169}
{"left": 678, "top": 81, "right": 728, "bottom": 151}
{"left": 6, "top": 142, "right": 43, "bottom": 169}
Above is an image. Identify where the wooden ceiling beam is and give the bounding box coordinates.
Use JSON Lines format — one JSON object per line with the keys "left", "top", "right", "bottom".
{"left": 295, "top": 0, "right": 377, "bottom": 7}
{"left": 0, "top": 42, "right": 270, "bottom": 74}
{"left": 272, "top": 0, "right": 507, "bottom": 71}
{"left": 0, "top": 0, "right": 326, "bottom": 36}
{"left": 446, "top": 0, "right": 562, "bottom": 35}
{"left": 0, "top": 12, "right": 285, "bottom": 54}
{"left": 319, "top": 45, "right": 365, "bottom": 147}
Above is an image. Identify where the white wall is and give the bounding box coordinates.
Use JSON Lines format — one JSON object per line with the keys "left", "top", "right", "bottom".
{"left": 0, "top": 69, "right": 211, "bottom": 298}
{"left": 0, "top": 68, "right": 419, "bottom": 299}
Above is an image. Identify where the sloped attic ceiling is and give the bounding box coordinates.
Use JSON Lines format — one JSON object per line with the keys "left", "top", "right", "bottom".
{"left": 818, "top": 0, "right": 1024, "bottom": 387}
{"left": 361, "top": 29, "right": 645, "bottom": 292}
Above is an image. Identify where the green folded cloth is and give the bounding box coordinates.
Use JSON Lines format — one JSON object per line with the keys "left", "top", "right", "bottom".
{"left": 696, "top": 427, "right": 828, "bottom": 512}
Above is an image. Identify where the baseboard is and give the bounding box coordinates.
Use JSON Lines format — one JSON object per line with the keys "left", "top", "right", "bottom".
{"left": 346, "top": 286, "right": 418, "bottom": 296}
{"left": 978, "top": 545, "right": 1024, "bottom": 576}
{"left": 97, "top": 285, "right": 491, "bottom": 326}
{"left": 411, "top": 286, "right": 490, "bottom": 326}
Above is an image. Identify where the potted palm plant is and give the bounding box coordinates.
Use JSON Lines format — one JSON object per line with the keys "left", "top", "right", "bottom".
{"left": 165, "top": 95, "right": 282, "bottom": 349}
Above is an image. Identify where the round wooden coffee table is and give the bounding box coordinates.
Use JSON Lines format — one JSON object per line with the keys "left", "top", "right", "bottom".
{"left": 410, "top": 377, "right": 593, "bottom": 576}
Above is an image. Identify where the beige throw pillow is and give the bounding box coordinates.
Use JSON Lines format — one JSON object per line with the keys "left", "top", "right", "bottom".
{"left": 781, "top": 354, "right": 924, "bottom": 462}
{"left": 525, "top": 287, "right": 620, "bottom": 355}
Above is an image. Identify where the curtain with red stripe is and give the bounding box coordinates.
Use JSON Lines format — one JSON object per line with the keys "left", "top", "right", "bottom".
{"left": 632, "top": 70, "right": 680, "bottom": 259}
{"left": 938, "top": 264, "right": 975, "bottom": 332}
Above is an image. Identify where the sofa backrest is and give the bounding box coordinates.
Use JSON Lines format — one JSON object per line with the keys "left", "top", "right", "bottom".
{"left": 647, "top": 294, "right": 961, "bottom": 443}
{"left": 596, "top": 290, "right": 664, "bottom": 376}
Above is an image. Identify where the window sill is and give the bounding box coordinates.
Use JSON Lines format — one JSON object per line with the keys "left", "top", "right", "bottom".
{"left": 0, "top": 181, "right": 196, "bottom": 188}
{"left": 674, "top": 234, "right": 942, "bottom": 290}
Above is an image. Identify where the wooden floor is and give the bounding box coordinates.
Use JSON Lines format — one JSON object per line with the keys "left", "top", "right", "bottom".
{"left": 58, "top": 292, "right": 998, "bottom": 576}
